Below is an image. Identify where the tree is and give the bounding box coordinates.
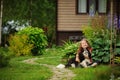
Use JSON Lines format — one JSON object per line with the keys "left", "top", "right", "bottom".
{"left": 2, "top": 0, "right": 56, "bottom": 45}
{"left": 0, "top": 0, "right": 3, "bottom": 45}
{"left": 2, "top": 0, "right": 56, "bottom": 27}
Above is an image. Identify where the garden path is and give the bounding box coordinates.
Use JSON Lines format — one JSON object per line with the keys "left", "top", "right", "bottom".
{"left": 23, "top": 58, "right": 76, "bottom": 80}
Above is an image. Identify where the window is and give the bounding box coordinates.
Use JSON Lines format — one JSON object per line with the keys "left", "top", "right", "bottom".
{"left": 98, "top": 0, "right": 107, "bottom": 13}
{"left": 77, "top": 0, "right": 107, "bottom": 14}
{"left": 78, "top": 0, "right": 87, "bottom": 13}
{"left": 89, "top": 0, "right": 96, "bottom": 16}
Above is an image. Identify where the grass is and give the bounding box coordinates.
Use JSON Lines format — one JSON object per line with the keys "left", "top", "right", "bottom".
{"left": 71, "top": 65, "right": 111, "bottom": 80}
{"left": 0, "top": 47, "right": 120, "bottom": 80}
{"left": 36, "top": 48, "right": 120, "bottom": 80}
{"left": 36, "top": 48, "right": 65, "bottom": 65}
{"left": 0, "top": 56, "right": 52, "bottom": 80}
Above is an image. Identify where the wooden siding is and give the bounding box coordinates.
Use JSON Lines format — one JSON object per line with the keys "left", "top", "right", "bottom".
{"left": 57, "top": 0, "right": 89, "bottom": 31}
{"left": 56, "top": 0, "right": 119, "bottom": 45}
{"left": 57, "top": 0, "right": 120, "bottom": 31}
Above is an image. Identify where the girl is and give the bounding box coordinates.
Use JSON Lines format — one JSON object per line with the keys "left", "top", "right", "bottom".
{"left": 65, "top": 38, "right": 97, "bottom": 68}
{"left": 75, "top": 38, "right": 97, "bottom": 68}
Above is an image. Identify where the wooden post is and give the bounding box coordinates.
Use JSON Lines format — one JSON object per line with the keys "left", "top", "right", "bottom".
{"left": 110, "top": 0, "right": 114, "bottom": 65}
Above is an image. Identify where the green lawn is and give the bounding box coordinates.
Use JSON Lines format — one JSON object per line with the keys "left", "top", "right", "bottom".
{"left": 71, "top": 65, "right": 111, "bottom": 80}
{"left": 36, "top": 48, "right": 65, "bottom": 65}
{"left": 36, "top": 48, "right": 120, "bottom": 80}
{"left": 0, "top": 48, "right": 120, "bottom": 80}
{"left": 0, "top": 56, "right": 52, "bottom": 80}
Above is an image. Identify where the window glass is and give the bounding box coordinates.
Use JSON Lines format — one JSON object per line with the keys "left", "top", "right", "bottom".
{"left": 89, "top": 0, "right": 96, "bottom": 16}
{"left": 98, "top": 0, "right": 107, "bottom": 13}
{"left": 78, "top": 0, "right": 87, "bottom": 13}
{"left": 77, "top": 0, "right": 107, "bottom": 14}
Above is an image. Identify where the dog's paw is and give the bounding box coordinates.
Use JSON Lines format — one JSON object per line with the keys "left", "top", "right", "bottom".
{"left": 56, "top": 64, "right": 65, "bottom": 69}
{"left": 71, "top": 63, "right": 75, "bottom": 68}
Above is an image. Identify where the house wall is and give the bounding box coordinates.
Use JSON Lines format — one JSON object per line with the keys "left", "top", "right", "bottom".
{"left": 57, "top": 0, "right": 117, "bottom": 45}
{"left": 57, "top": 31, "right": 83, "bottom": 45}
{"left": 57, "top": 0, "right": 89, "bottom": 45}
{"left": 57, "top": 0, "right": 89, "bottom": 31}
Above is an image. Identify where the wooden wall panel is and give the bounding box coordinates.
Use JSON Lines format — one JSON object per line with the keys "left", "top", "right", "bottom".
{"left": 57, "top": 0, "right": 89, "bottom": 31}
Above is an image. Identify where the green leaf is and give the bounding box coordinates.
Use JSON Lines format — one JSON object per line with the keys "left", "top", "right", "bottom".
{"left": 116, "top": 42, "right": 120, "bottom": 46}
{"left": 115, "top": 48, "right": 120, "bottom": 55}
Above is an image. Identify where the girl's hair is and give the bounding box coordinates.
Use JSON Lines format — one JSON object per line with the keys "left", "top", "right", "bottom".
{"left": 77, "top": 38, "right": 92, "bottom": 54}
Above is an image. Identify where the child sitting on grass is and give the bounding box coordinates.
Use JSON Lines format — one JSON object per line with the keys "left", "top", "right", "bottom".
{"left": 65, "top": 38, "right": 98, "bottom": 68}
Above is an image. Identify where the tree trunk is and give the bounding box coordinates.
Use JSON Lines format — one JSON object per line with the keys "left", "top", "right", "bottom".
{"left": 29, "top": 0, "right": 32, "bottom": 26}
{"left": 0, "top": 0, "right": 3, "bottom": 45}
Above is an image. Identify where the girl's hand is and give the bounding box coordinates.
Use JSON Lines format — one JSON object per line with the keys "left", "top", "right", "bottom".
{"left": 76, "top": 57, "right": 80, "bottom": 62}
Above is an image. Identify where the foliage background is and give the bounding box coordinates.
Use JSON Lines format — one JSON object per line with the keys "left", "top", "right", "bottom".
{"left": 17, "top": 27, "right": 48, "bottom": 55}
{"left": 2, "top": 0, "right": 56, "bottom": 46}
{"left": 3, "top": 0, "right": 56, "bottom": 27}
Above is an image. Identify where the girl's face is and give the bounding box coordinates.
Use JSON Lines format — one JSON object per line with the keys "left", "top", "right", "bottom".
{"left": 81, "top": 40, "right": 88, "bottom": 49}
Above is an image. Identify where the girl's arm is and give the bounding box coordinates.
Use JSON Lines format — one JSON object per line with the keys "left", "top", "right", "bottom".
{"left": 89, "top": 48, "right": 92, "bottom": 53}
{"left": 75, "top": 49, "right": 80, "bottom": 62}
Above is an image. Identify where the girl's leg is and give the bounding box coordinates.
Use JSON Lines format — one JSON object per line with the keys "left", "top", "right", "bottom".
{"left": 90, "top": 62, "right": 98, "bottom": 67}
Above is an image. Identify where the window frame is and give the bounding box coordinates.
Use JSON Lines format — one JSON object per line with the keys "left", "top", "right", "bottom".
{"left": 76, "top": 0, "right": 108, "bottom": 14}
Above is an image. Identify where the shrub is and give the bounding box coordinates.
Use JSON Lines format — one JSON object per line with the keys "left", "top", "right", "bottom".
{"left": 115, "top": 37, "right": 120, "bottom": 55}
{"left": 83, "top": 26, "right": 111, "bottom": 63}
{"left": 8, "top": 34, "right": 33, "bottom": 56}
{"left": 61, "top": 41, "right": 80, "bottom": 59}
{"left": 17, "top": 26, "right": 48, "bottom": 55}
{"left": 114, "top": 57, "right": 120, "bottom": 64}
{"left": 90, "top": 14, "right": 107, "bottom": 30}
{"left": 0, "top": 47, "right": 10, "bottom": 67}
{"left": 82, "top": 15, "right": 112, "bottom": 63}
{"left": 82, "top": 26, "right": 95, "bottom": 45}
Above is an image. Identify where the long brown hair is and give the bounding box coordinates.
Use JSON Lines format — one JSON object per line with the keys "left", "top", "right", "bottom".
{"left": 77, "top": 38, "right": 92, "bottom": 54}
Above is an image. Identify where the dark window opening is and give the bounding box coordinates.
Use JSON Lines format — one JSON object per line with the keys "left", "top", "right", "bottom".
{"left": 77, "top": 0, "right": 108, "bottom": 15}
